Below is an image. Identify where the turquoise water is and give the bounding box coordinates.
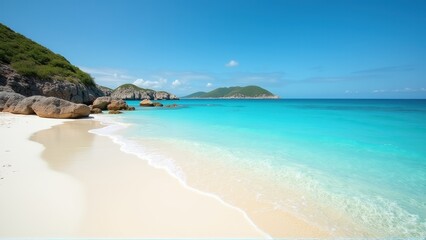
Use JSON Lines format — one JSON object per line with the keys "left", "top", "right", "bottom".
{"left": 97, "top": 99, "right": 426, "bottom": 236}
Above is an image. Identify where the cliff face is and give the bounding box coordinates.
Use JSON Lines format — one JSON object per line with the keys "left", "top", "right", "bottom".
{"left": 0, "top": 64, "right": 104, "bottom": 104}
{"left": 111, "top": 84, "right": 178, "bottom": 100}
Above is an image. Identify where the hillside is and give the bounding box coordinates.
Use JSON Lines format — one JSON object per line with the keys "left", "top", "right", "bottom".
{"left": 111, "top": 84, "right": 178, "bottom": 100}
{"left": 0, "top": 23, "right": 104, "bottom": 103}
{"left": 184, "top": 91, "right": 206, "bottom": 98}
{"left": 0, "top": 23, "right": 94, "bottom": 85}
{"left": 183, "top": 86, "right": 278, "bottom": 99}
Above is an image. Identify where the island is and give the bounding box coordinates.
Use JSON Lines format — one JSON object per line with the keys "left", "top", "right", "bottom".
{"left": 183, "top": 86, "right": 279, "bottom": 99}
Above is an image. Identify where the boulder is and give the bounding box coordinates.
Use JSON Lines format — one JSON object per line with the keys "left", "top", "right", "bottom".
{"left": 127, "top": 106, "right": 135, "bottom": 111}
{"left": 90, "top": 107, "right": 102, "bottom": 114}
{"left": 108, "top": 110, "right": 122, "bottom": 114}
{"left": 11, "top": 95, "right": 45, "bottom": 115}
{"left": 107, "top": 99, "right": 128, "bottom": 110}
{"left": 0, "top": 92, "right": 25, "bottom": 112}
{"left": 92, "top": 96, "right": 112, "bottom": 110}
{"left": 140, "top": 99, "right": 154, "bottom": 107}
{"left": 32, "top": 97, "right": 90, "bottom": 119}
{"left": 152, "top": 102, "right": 163, "bottom": 107}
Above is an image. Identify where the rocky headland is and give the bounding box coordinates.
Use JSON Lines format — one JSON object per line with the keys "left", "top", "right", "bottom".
{"left": 111, "top": 84, "right": 179, "bottom": 100}
{"left": 0, "top": 23, "right": 179, "bottom": 119}
{"left": 0, "top": 64, "right": 105, "bottom": 104}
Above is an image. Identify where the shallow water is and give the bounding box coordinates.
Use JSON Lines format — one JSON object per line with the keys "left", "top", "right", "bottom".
{"left": 95, "top": 99, "right": 426, "bottom": 237}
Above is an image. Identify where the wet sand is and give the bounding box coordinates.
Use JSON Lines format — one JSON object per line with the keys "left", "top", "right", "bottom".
{"left": 0, "top": 113, "right": 267, "bottom": 238}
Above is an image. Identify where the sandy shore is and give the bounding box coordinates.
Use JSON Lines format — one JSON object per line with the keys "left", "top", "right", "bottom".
{"left": 0, "top": 113, "right": 267, "bottom": 238}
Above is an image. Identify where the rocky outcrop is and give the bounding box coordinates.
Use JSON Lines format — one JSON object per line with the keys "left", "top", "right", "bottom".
{"left": 111, "top": 86, "right": 155, "bottom": 100}
{"left": 0, "top": 92, "right": 25, "bottom": 112}
{"left": 31, "top": 97, "right": 90, "bottom": 119}
{"left": 155, "top": 91, "right": 179, "bottom": 100}
{"left": 12, "top": 96, "right": 45, "bottom": 115}
{"left": 92, "top": 96, "right": 113, "bottom": 110}
{"left": 0, "top": 64, "right": 105, "bottom": 104}
{"left": 140, "top": 99, "right": 154, "bottom": 107}
{"left": 107, "top": 99, "right": 128, "bottom": 110}
{"left": 111, "top": 84, "right": 179, "bottom": 100}
{"left": 0, "top": 92, "right": 90, "bottom": 118}
{"left": 152, "top": 102, "right": 163, "bottom": 107}
{"left": 97, "top": 85, "right": 112, "bottom": 96}
{"left": 89, "top": 106, "right": 102, "bottom": 114}
{"left": 92, "top": 96, "right": 134, "bottom": 111}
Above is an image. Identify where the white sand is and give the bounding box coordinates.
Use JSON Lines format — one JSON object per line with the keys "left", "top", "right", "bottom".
{"left": 0, "top": 113, "right": 84, "bottom": 236}
{"left": 0, "top": 113, "right": 268, "bottom": 238}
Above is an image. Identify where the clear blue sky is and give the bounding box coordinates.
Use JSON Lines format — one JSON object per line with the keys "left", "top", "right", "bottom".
{"left": 1, "top": 0, "right": 425, "bottom": 98}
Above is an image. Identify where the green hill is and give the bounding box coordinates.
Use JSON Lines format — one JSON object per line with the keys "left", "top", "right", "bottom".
{"left": 183, "top": 86, "right": 278, "bottom": 98}
{"left": 0, "top": 23, "right": 94, "bottom": 85}
{"left": 184, "top": 91, "right": 207, "bottom": 98}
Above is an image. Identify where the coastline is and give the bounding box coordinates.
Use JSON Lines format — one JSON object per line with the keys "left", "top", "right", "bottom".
{"left": 0, "top": 112, "right": 268, "bottom": 238}
{"left": 90, "top": 114, "right": 330, "bottom": 237}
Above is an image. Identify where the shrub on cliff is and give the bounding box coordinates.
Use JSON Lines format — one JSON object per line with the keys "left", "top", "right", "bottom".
{"left": 0, "top": 23, "right": 94, "bottom": 86}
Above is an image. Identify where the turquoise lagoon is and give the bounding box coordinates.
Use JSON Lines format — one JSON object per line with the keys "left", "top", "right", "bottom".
{"left": 94, "top": 99, "right": 426, "bottom": 236}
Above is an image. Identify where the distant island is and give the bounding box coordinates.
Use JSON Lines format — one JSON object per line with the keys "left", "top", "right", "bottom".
{"left": 184, "top": 85, "right": 278, "bottom": 99}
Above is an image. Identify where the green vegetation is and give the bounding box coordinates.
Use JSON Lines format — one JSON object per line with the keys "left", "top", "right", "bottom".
{"left": 184, "top": 86, "right": 276, "bottom": 98}
{"left": 112, "top": 83, "right": 153, "bottom": 92}
{"left": 184, "top": 91, "right": 207, "bottom": 98}
{"left": 0, "top": 23, "right": 94, "bottom": 86}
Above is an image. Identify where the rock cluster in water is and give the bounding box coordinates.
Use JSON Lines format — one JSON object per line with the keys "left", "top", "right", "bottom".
{"left": 139, "top": 99, "right": 178, "bottom": 108}
{"left": 91, "top": 96, "right": 135, "bottom": 114}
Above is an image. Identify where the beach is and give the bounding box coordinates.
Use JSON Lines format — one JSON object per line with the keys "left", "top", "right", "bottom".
{"left": 1, "top": 98, "right": 425, "bottom": 238}
{"left": 0, "top": 112, "right": 267, "bottom": 238}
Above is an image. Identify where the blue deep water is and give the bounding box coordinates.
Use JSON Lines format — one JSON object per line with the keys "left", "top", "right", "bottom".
{"left": 100, "top": 99, "right": 426, "bottom": 236}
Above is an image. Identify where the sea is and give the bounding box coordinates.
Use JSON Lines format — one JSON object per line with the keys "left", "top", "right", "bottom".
{"left": 92, "top": 99, "right": 426, "bottom": 237}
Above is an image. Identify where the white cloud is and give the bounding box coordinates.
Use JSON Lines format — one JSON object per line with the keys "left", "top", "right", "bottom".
{"left": 133, "top": 78, "right": 167, "bottom": 89}
{"left": 225, "top": 60, "right": 239, "bottom": 67}
{"left": 172, "top": 79, "right": 182, "bottom": 87}
{"left": 206, "top": 82, "right": 213, "bottom": 87}
{"left": 345, "top": 90, "right": 359, "bottom": 94}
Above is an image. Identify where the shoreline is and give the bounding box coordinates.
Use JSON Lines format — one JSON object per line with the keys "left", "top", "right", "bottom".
{"left": 91, "top": 114, "right": 330, "bottom": 237}
{"left": 0, "top": 113, "right": 268, "bottom": 238}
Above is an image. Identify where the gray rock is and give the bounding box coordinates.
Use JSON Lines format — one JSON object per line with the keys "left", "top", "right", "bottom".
{"left": 111, "top": 87, "right": 156, "bottom": 100}
{"left": 140, "top": 99, "right": 154, "bottom": 107}
{"left": 107, "top": 99, "right": 128, "bottom": 110}
{"left": 152, "top": 102, "right": 163, "bottom": 107}
{"left": 111, "top": 84, "right": 179, "bottom": 100}
{"left": 0, "top": 92, "right": 25, "bottom": 112}
{"left": 11, "top": 96, "right": 45, "bottom": 115}
{"left": 155, "top": 91, "right": 179, "bottom": 100}
{"left": 32, "top": 97, "right": 90, "bottom": 119}
{"left": 0, "top": 64, "right": 105, "bottom": 104}
{"left": 90, "top": 107, "right": 103, "bottom": 114}
{"left": 92, "top": 96, "right": 112, "bottom": 110}
{"left": 97, "top": 85, "right": 112, "bottom": 96}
